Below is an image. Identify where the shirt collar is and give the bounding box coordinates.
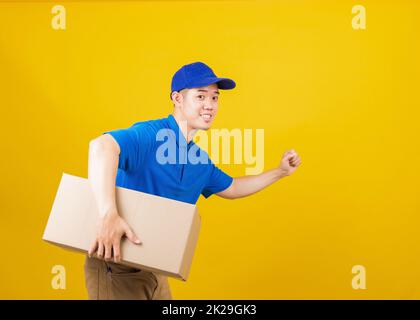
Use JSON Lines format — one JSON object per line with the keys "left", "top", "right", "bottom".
{"left": 167, "top": 114, "right": 195, "bottom": 149}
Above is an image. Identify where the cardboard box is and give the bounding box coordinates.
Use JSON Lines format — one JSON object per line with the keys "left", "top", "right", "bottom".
{"left": 42, "top": 173, "right": 201, "bottom": 281}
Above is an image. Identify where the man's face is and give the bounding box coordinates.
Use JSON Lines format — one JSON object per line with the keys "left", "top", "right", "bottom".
{"left": 174, "top": 83, "right": 219, "bottom": 131}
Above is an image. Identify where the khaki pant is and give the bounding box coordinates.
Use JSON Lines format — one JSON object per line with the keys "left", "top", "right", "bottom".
{"left": 84, "top": 255, "right": 172, "bottom": 300}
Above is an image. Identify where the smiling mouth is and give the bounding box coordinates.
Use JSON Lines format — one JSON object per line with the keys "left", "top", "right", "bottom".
{"left": 200, "top": 113, "right": 213, "bottom": 121}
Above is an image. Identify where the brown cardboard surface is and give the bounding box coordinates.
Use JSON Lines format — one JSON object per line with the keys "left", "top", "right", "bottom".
{"left": 43, "top": 173, "right": 201, "bottom": 281}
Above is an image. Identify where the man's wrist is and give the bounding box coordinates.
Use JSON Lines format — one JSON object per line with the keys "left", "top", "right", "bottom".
{"left": 274, "top": 167, "right": 288, "bottom": 179}
{"left": 99, "top": 206, "right": 119, "bottom": 219}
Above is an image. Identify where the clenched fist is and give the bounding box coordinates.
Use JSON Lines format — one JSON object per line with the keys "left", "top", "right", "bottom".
{"left": 278, "top": 149, "right": 301, "bottom": 177}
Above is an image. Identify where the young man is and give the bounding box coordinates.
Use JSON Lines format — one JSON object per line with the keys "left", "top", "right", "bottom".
{"left": 84, "top": 62, "right": 301, "bottom": 300}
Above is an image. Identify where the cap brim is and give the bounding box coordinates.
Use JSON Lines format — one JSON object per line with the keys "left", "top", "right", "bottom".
{"left": 215, "top": 78, "right": 236, "bottom": 90}
{"left": 187, "top": 77, "right": 236, "bottom": 90}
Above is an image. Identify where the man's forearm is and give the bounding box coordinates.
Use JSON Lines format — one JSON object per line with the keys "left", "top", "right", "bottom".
{"left": 220, "top": 168, "right": 287, "bottom": 199}
{"left": 88, "top": 139, "right": 119, "bottom": 218}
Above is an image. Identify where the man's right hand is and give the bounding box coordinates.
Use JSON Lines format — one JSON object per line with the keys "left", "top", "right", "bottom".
{"left": 88, "top": 209, "right": 141, "bottom": 263}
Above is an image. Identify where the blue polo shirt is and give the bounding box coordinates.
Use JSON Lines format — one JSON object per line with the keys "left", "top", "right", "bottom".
{"left": 103, "top": 114, "right": 233, "bottom": 204}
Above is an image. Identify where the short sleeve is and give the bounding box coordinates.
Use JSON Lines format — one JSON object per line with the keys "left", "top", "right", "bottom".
{"left": 201, "top": 163, "right": 233, "bottom": 198}
{"left": 103, "top": 122, "right": 154, "bottom": 172}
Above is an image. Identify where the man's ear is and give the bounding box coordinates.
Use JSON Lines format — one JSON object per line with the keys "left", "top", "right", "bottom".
{"left": 171, "top": 91, "right": 181, "bottom": 106}
{"left": 172, "top": 89, "right": 187, "bottom": 106}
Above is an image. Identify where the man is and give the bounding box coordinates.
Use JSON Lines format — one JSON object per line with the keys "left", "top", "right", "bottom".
{"left": 84, "top": 61, "right": 302, "bottom": 300}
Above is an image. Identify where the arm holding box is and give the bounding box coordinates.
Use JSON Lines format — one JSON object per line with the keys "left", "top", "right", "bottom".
{"left": 87, "top": 134, "right": 141, "bottom": 263}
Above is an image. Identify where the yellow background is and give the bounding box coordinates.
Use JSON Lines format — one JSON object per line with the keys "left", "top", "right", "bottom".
{"left": 0, "top": 0, "right": 419, "bottom": 299}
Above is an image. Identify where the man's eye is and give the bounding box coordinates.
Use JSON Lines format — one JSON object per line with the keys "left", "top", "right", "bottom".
{"left": 213, "top": 96, "right": 218, "bottom": 101}
{"left": 197, "top": 95, "right": 204, "bottom": 99}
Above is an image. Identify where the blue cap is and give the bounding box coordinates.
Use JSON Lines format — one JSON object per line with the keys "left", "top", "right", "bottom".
{"left": 171, "top": 62, "right": 236, "bottom": 97}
